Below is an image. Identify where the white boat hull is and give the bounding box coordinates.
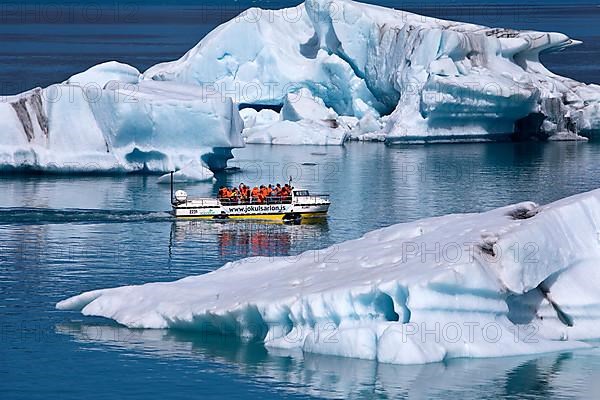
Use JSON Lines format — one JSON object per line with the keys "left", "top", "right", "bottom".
{"left": 173, "top": 201, "right": 329, "bottom": 221}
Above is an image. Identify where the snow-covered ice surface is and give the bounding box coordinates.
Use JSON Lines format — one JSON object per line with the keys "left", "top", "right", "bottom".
{"left": 58, "top": 189, "right": 600, "bottom": 364}
{"left": 0, "top": 62, "right": 244, "bottom": 173}
{"left": 144, "top": 0, "right": 600, "bottom": 142}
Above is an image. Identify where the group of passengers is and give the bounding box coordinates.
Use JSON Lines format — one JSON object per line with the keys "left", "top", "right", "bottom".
{"left": 218, "top": 183, "right": 294, "bottom": 205}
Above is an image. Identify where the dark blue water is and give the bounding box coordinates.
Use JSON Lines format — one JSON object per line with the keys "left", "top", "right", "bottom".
{"left": 2, "top": 1, "right": 600, "bottom": 399}
{"left": 3, "top": 142, "right": 600, "bottom": 399}
{"left": 1, "top": 1, "right": 599, "bottom": 94}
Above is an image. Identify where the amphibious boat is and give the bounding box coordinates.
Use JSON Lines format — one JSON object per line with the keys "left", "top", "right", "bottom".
{"left": 169, "top": 172, "right": 330, "bottom": 222}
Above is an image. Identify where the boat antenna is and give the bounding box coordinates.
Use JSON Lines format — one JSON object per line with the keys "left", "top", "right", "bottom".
{"left": 289, "top": 175, "right": 292, "bottom": 186}
{"left": 170, "top": 170, "right": 175, "bottom": 205}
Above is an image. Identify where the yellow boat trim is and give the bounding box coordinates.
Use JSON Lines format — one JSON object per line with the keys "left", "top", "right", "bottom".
{"left": 294, "top": 212, "right": 328, "bottom": 218}
{"left": 227, "top": 213, "right": 287, "bottom": 220}
{"left": 175, "top": 211, "right": 327, "bottom": 220}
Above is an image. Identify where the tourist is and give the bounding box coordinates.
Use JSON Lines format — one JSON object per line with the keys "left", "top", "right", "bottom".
{"left": 251, "top": 186, "right": 261, "bottom": 203}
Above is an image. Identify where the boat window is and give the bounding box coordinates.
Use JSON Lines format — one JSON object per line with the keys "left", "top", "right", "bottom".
{"left": 294, "top": 190, "right": 310, "bottom": 196}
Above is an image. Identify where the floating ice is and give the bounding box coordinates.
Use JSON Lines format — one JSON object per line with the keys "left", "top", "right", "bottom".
{"left": 143, "top": 5, "right": 384, "bottom": 118}
{"left": 57, "top": 189, "right": 600, "bottom": 364}
{"left": 143, "top": 0, "right": 600, "bottom": 142}
{"left": 0, "top": 62, "right": 244, "bottom": 173}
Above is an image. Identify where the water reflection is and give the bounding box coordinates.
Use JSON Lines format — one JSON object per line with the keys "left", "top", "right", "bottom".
{"left": 56, "top": 322, "right": 600, "bottom": 399}
{"left": 168, "top": 219, "right": 329, "bottom": 261}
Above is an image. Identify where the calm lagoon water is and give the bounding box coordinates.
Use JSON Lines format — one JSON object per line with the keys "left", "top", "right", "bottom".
{"left": 3, "top": 142, "right": 600, "bottom": 399}
{"left": 2, "top": 1, "right": 600, "bottom": 399}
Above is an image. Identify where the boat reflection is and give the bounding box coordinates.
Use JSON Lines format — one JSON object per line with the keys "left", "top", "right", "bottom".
{"left": 168, "top": 219, "right": 330, "bottom": 261}
{"left": 55, "top": 322, "right": 599, "bottom": 399}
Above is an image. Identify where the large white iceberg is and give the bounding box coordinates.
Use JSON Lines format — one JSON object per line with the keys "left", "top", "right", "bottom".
{"left": 57, "top": 189, "right": 600, "bottom": 364}
{"left": 0, "top": 62, "right": 244, "bottom": 173}
{"left": 143, "top": 0, "right": 600, "bottom": 142}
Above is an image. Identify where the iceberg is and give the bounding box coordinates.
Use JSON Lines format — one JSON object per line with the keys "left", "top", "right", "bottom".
{"left": 57, "top": 189, "right": 600, "bottom": 364}
{"left": 143, "top": 0, "right": 600, "bottom": 142}
{"left": 0, "top": 62, "right": 244, "bottom": 173}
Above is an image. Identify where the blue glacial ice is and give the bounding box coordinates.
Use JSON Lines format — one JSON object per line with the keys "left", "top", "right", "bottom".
{"left": 0, "top": 62, "right": 244, "bottom": 175}
{"left": 144, "top": 0, "right": 600, "bottom": 143}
